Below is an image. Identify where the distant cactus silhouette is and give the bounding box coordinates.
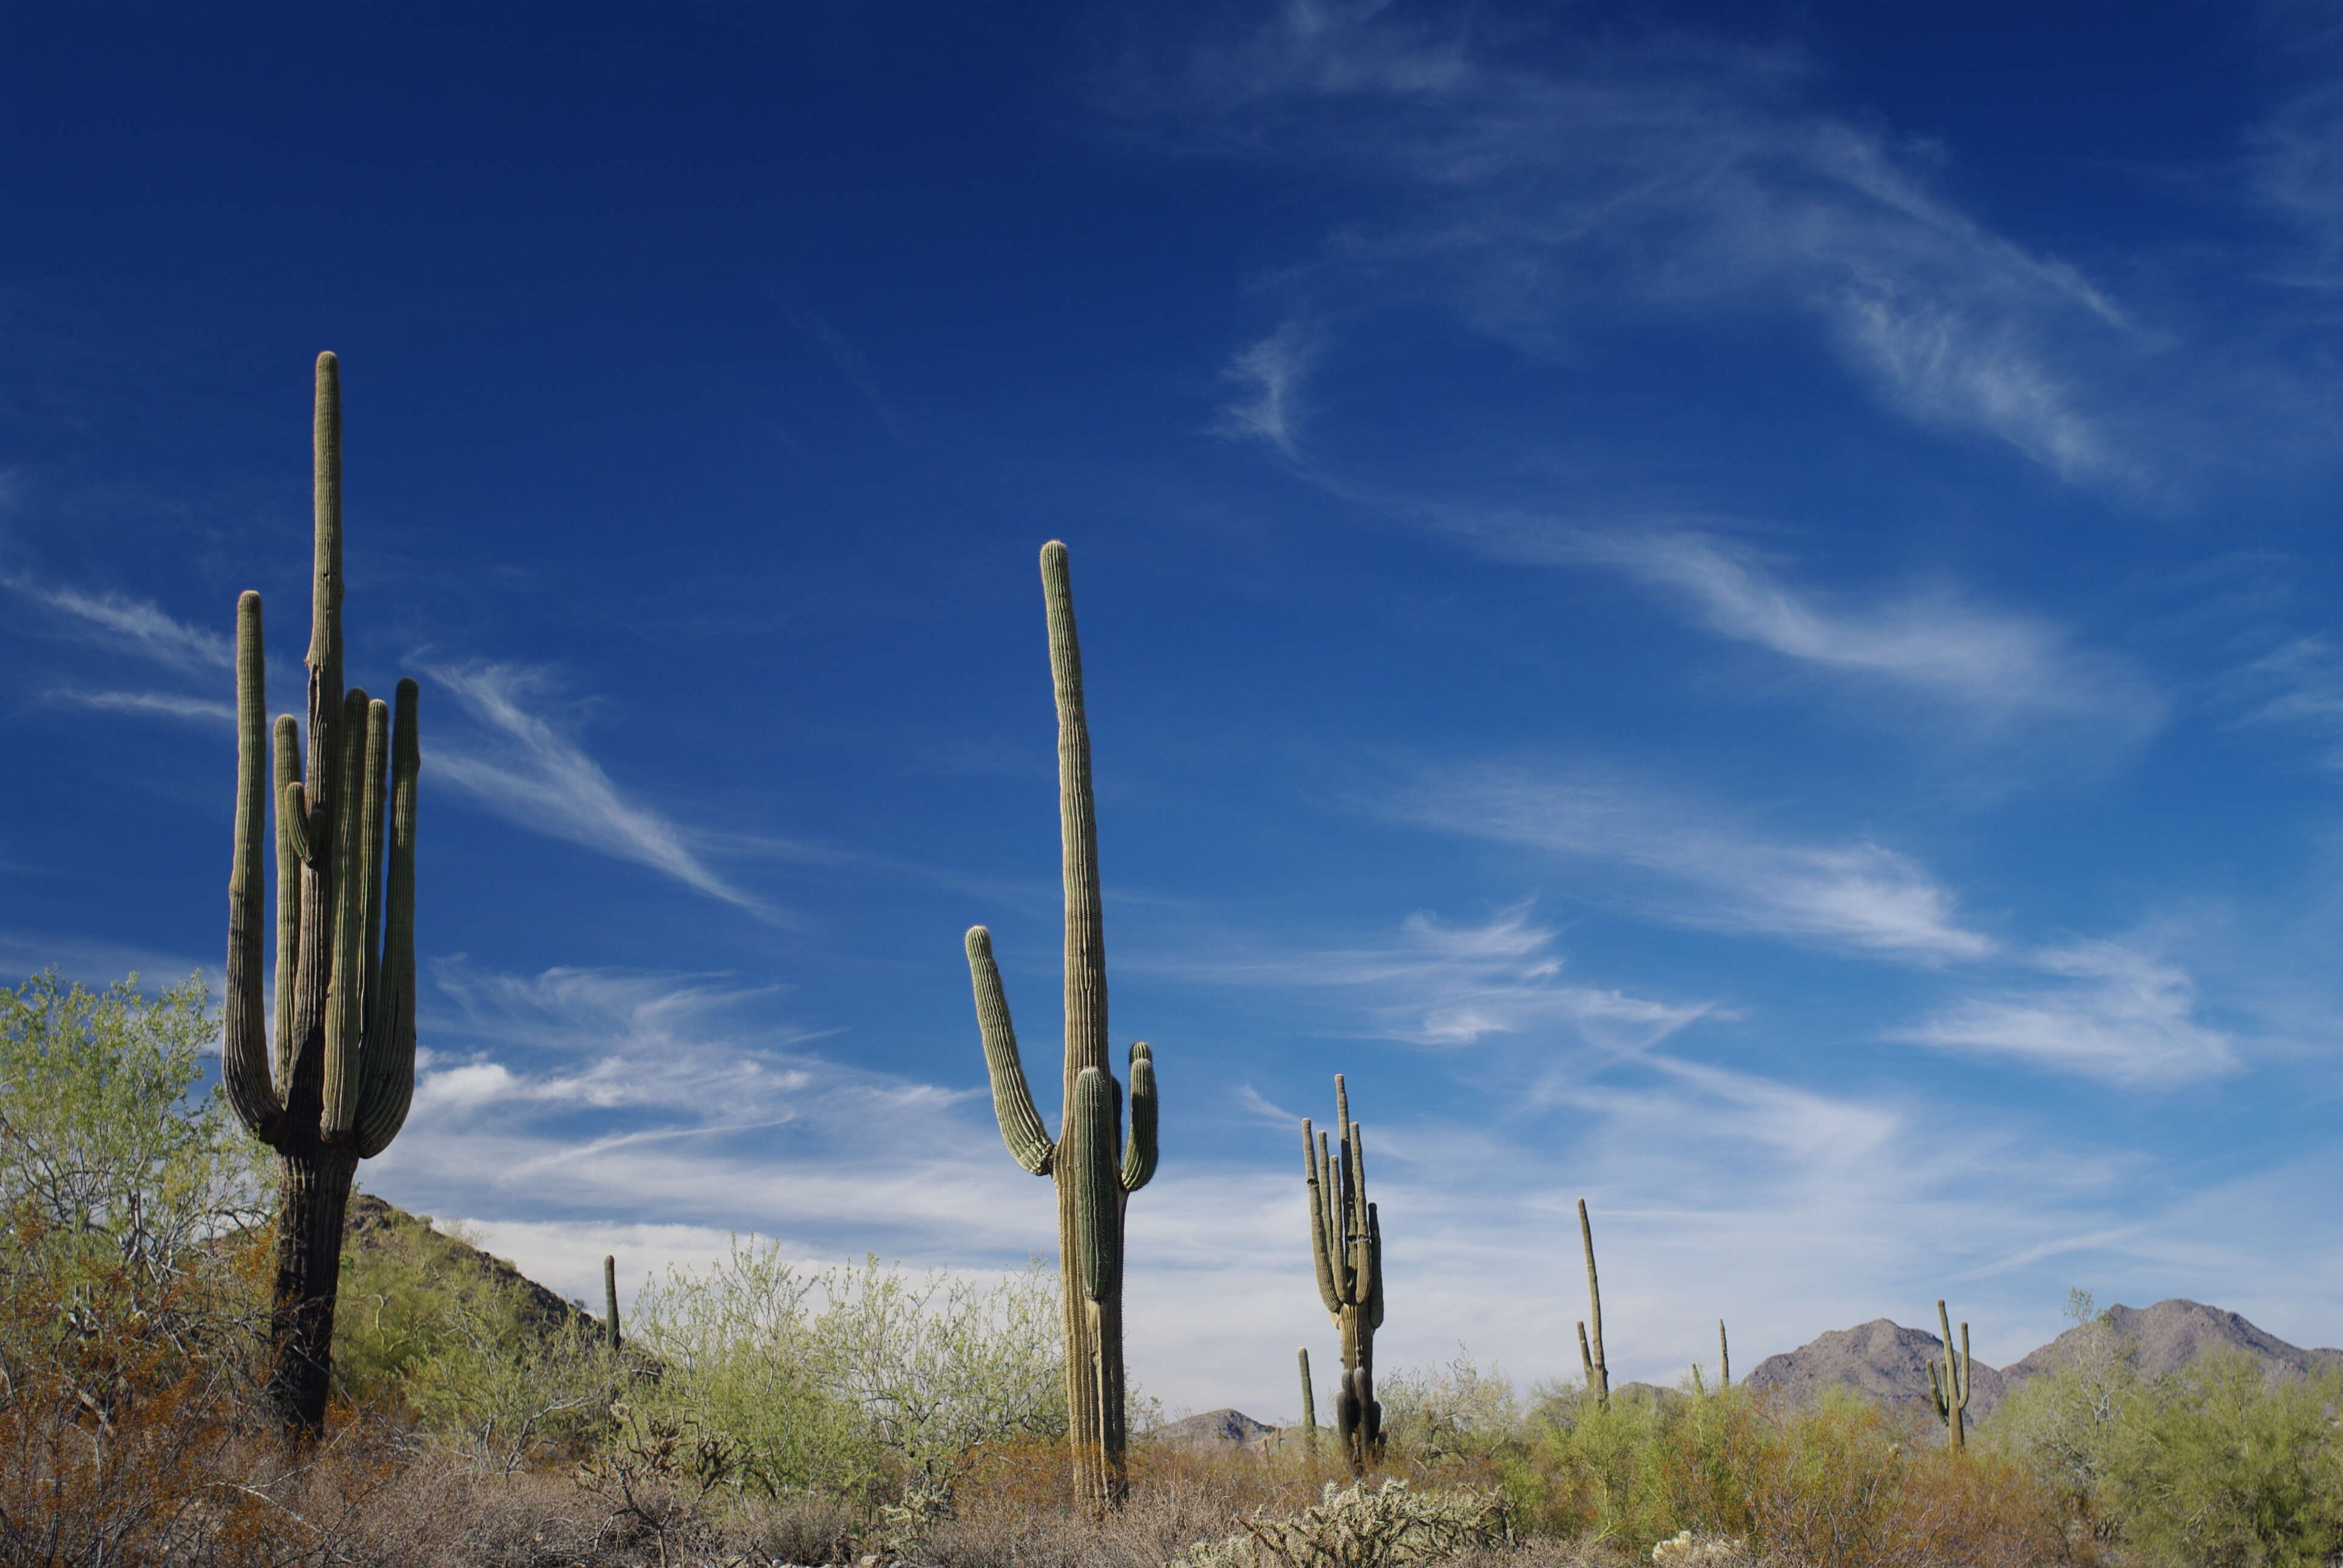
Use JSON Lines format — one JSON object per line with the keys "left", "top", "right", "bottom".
{"left": 222, "top": 353, "right": 421, "bottom": 1435}
{"left": 1303, "top": 1075, "right": 1383, "bottom": 1471}
{"left": 1577, "top": 1200, "right": 1609, "bottom": 1409}
{"left": 965, "top": 541, "right": 1159, "bottom": 1512}
{"left": 1719, "top": 1318, "right": 1731, "bottom": 1387}
{"left": 1928, "top": 1298, "right": 1971, "bottom": 1449}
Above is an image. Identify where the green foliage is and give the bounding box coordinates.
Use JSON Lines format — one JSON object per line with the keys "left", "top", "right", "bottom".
{"left": 2097, "top": 1349, "right": 2343, "bottom": 1568}
{"left": 333, "top": 1207, "right": 614, "bottom": 1470}
{"left": 0, "top": 969, "right": 268, "bottom": 1290}
{"left": 626, "top": 1238, "right": 1068, "bottom": 1506}
{"left": 1986, "top": 1287, "right": 2138, "bottom": 1511}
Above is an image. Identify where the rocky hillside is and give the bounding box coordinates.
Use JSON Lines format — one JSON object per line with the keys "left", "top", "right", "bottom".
{"left": 1743, "top": 1318, "right": 2008, "bottom": 1426}
{"left": 1745, "top": 1298, "right": 2343, "bottom": 1431}
{"left": 2001, "top": 1298, "right": 2343, "bottom": 1388}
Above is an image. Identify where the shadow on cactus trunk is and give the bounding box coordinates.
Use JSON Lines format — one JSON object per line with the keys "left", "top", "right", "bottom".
{"left": 221, "top": 352, "right": 422, "bottom": 1436}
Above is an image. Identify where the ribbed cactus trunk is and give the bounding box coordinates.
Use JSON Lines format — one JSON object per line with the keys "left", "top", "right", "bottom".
{"left": 965, "top": 541, "right": 1159, "bottom": 1514}
{"left": 1297, "top": 1346, "right": 1318, "bottom": 1451}
{"left": 1928, "top": 1299, "right": 1971, "bottom": 1450}
{"left": 1303, "top": 1076, "right": 1383, "bottom": 1474}
{"left": 1578, "top": 1198, "right": 1609, "bottom": 1410}
{"left": 222, "top": 353, "right": 421, "bottom": 1436}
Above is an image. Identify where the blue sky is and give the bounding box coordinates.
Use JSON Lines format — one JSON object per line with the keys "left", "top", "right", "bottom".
{"left": 10, "top": 0, "right": 2343, "bottom": 1417}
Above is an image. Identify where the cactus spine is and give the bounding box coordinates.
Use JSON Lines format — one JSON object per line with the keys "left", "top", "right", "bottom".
{"left": 1303, "top": 1074, "right": 1383, "bottom": 1472}
{"left": 1578, "top": 1198, "right": 1609, "bottom": 1409}
{"left": 964, "top": 541, "right": 1159, "bottom": 1513}
{"left": 1298, "top": 1346, "right": 1318, "bottom": 1450}
{"left": 223, "top": 353, "right": 421, "bottom": 1434}
{"left": 1928, "top": 1298, "right": 1971, "bottom": 1450}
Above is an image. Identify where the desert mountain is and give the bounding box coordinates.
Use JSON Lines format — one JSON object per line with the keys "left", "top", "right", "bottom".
{"left": 1745, "top": 1299, "right": 2343, "bottom": 1429}
{"left": 2000, "top": 1298, "right": 2343, "bottom": 1389}
{"left": 1156, "top": 1407, "right": 1279, "bottom": 1447}
{"left": 1742, "top": 1317, "right": 2007, "bottom": 1427}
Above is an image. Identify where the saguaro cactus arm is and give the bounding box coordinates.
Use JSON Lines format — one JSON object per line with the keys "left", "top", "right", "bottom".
{"left": 965, "top": 926, "right": 1055, "bottom": 1175}
{"left": 1119, "top": 1042, "right": 1157, "bottom": 1192}
{"left": 1303, "top": 1120, "right": 1343, "bottom": 1315}
{"left": 353, "top": 680, "right": 420, "bottom": 1158}
{"left": 224, "top": 592, "right": 284, "bottom": 1146}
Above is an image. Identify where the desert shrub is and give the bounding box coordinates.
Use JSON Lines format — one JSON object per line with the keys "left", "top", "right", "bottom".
{"left": 1986, "top": 1288, "right": 2138, "bottom": 1534}
{"left": 2096, "top": 1348, "right": 2343, "bottom": 1568}
{"left": 0, "top": 970, "right": 269, "bottom": 1296}
{"left": 333, "top": 1206, "right": 619, "bottom": 1469}
{"left": 1380, "top": 1350, "right": 1525, "bottom": 1469}
{"left": 625, "top": 1238, "right": 1066, "bottom": 1508}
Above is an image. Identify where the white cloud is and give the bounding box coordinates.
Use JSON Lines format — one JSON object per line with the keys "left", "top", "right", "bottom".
{"left": 4, "top": 577, "right": 232, "bottom": 673}
{"left": 45, "top": 688, "right": 236, "bottom": 724}
{"left": 1217, "top": 319, "right": 1321, "bottom": 456}
{"left": 1896, "top": 939, "right": 2240, "bottom": 1086}
{"left": 1390, "top": 765, "right": 1994, "bottom": 961}
{"left": 1167, "top": 902, "right": 1709, "bottom": 1053}
{"left": 1179, "top": 6, "right": 2134, "bottom": 483}
{"left": 1446, "top": 517, "right": 2163, "bottom": 739}
{"left": 425, "top": 662, "right": 766, "bottom": 913}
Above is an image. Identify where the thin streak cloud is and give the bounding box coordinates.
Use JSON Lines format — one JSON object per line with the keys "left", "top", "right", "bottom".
{"left": 426, "top": 662, "right": 768, "bottom": 914}
{"left": 1390, "top": 766, "right": 1994, "bottom": 961}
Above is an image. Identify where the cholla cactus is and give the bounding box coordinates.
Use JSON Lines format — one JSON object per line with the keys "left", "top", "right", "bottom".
{"left": 963, "top": 541, "right": 1160, "bottom": 1512}
{"left": 1304, "top": 1075, "right": 1383, "bottom": 1472}
{"left": 1170, "top": 1479, "right": 1513, "bottom": 1568}
{"left": 1927, "top": 1298, "right": 1971, "bottom": 1450}
{"left": 1651, "top": 1530, "right": 1757, "bottom": 1566}
{"left": 221, "top": 352, "right": 421, "bottom": 1433}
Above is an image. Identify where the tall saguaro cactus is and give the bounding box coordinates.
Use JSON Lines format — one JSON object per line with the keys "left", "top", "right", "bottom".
{"left": 1303, "top": 1074, "right": 1383, "bottom": 1472}
{"left": 1578, "top": 1198, "right": 1610, "bottom": 1409}
{"left": 964, "top": 541, "right": 1159, "bottom": 1512}
{"left": 223, "top": 353, "right": 421, "bottom": 1434}
{"left": 1928, "top": 1298, "right": 1972, "bottom": 1450}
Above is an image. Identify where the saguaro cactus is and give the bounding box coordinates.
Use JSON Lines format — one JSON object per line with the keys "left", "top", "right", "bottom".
{"left": 964, "top": 541, "right": 1159, "bottom": 1512}
{"left": 222, "top": 353, "right": 421, "bottom": 1435}
{"left": 1578, "top": 1199, "right": 1610, "bottom": 1409}
{"left": 1719, "top": 1319, "right": 1731, "bottom": 1387}
{"left": 1297, "top": 1346, "right": 1319, "bottom": 1451}
{"left": 1303, "top": 1074, "right": 1383, "bottom": 1472}
{"left": 605, "top": 1254, "right": 623, "bottom": 1353}
{"left": 1928, "top": 1298, "right": 1971, "bottom": 1450}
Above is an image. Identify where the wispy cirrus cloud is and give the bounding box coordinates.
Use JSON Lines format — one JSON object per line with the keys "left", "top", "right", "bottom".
{"left": 1217, "top": 318, "right": 1321, "bottom": 456}
{"left": 425, "top": 662, "right": 767, "bottom": 914}
{"left": 3, "top": 575, "right": 232, "bottom": 673}
{"left": 1895, "top": 939, "right": 2240, "bottom": 1087}
{"left": 1441, "top": 514, "right": 2164, "bottom": 739}
{"left": 1160, "top": 901, "right": 1709, "bottom": 1053}
{"left": 1388, "top": 764, "right": 1994, "bottom": 961}
{"left": 43, "top": 688, "right": 237, "bottom": 724}
{"left": 1172, "top": 5, "right": 2135, "bottom": 483}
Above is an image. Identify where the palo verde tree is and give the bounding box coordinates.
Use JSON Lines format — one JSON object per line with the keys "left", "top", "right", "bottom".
{"left": 220, "top": 352, "right": 421, "bottom": 1434}
{"left": 963, "top": 540, "right": 1160, "bottom": 1511}
{"left": 1303, "top": 1074, "right": 1383, "bottom": 1471}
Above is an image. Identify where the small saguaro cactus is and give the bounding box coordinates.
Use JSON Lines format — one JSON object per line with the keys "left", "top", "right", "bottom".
{"left": 1298, "top": 1346, "right": 1319, "bottom": 1450}
{"left": 221, "top": 352, "right": 421, "bottom": 1435}
{"left": 1577, "top": 1199, "right": 1610, "bottom": 1409}
{"left": 964, "top": 541, "right": 1160, "bottom": 1514}
{"left": 605, "top": 1254, "right": 623, "bottom": 1353}
{"left": 1928, "top": 1298, "right": 1972, "bottom": 1450}
{"left": 1303, "top": 1075, "right": 1383, "bottom": 1472}
{"left": 1719, "top": 1319, "right": 1731, "bottom": 1387}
